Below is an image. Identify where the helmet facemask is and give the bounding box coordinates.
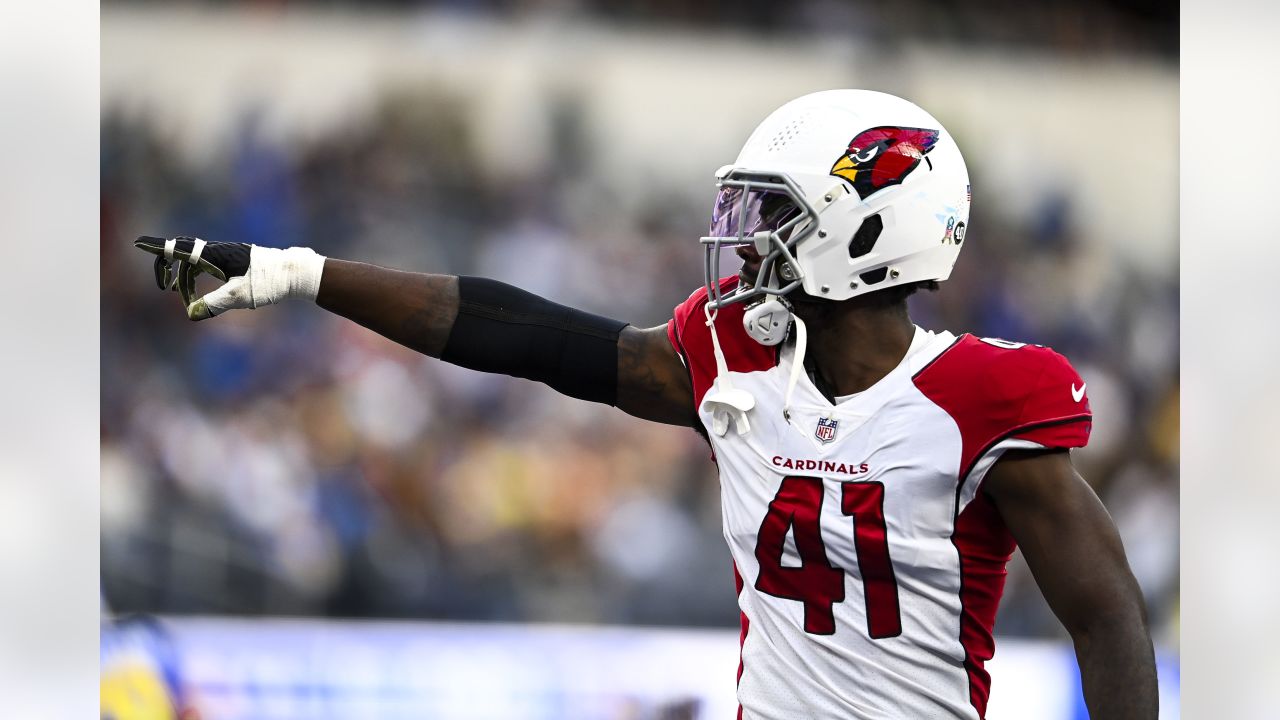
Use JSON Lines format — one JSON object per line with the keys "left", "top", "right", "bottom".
{"left": 700, "top": 168, "right": 821, "bottom": 319}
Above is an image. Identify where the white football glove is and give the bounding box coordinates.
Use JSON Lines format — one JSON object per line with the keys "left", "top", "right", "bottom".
{"left": 135, "top": 236, "right": 326, "bottom": 320}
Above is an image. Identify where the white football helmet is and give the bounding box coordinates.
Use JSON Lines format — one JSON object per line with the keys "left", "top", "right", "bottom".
{"left": 701, "top": 89, "right": 971, "bottom": 345}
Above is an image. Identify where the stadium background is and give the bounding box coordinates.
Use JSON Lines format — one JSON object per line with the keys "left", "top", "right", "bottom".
{"left": 100, "top": 1, "right": 1178, "bottom": 717}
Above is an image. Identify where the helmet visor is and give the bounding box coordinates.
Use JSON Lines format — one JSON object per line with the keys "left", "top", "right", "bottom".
{"left": 708, "top": 186, "right": 801, "bottom": 243}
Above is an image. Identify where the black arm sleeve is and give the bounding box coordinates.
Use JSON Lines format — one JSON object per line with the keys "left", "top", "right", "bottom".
{"left": 440, "top": 276, "right": 629, "bottom": 406}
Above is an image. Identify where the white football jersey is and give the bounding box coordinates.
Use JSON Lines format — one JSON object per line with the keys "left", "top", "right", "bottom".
{"left": 667, "top": 279, "right": 1091, "bottom": 720}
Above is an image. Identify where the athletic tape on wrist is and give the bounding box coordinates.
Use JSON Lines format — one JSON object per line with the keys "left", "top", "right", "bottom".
{"left": 284, "top": 247, "right": 325, "bottom": 301}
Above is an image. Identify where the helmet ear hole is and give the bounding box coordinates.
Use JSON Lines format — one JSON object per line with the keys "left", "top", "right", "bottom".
{"left": 859, "top": 267, "right": 889, "bottom": 285}
{"left": 848, "top": 214, "right": 883, "bottom": 259}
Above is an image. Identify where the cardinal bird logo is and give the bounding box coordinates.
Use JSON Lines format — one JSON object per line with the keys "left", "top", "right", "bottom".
{"left": 830, "top": 126, "right": 940, "bottom": 200}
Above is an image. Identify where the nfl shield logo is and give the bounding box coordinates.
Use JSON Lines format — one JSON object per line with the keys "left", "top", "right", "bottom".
{"left": 815, "top": 417, "right": 839, "bottom": 444}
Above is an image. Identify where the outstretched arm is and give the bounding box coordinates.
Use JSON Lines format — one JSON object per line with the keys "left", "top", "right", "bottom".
{"left": 135, "top": 239, "right": 696, "bottom": 427}
{"left": 316, "top": 259, "right": 459, "bottom": 357}
{"left": 616, "top": 324, "right": 697, "bottom": 426}
{"left": 983, "top": 450, "right": 1157, "bottom": 719}
{"left": 317, "top": 258, "right": 695, "bottom": 425}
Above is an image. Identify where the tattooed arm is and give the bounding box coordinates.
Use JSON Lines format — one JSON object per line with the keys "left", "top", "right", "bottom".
{"left": 616, "top": 325, "right": 696, "bottom": 426}
{"left": 316, "top": 258, "right": 460, "bottom": 356}
{"left": 316, "top": 260, "right": 460, "bottom": 357}
{"left": 315, "top": 259, "right": 696, "bottom": 426}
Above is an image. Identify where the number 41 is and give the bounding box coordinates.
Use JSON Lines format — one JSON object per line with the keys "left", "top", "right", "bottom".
{"left": 754, "top": 476, "right": 902, "bottom": 639}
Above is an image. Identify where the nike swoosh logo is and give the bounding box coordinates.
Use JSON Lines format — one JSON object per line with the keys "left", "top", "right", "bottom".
{"left": 1071, "top": 383, "right": 1087, "bottom": 403}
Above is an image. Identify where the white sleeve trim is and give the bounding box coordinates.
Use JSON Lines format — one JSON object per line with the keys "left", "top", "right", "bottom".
{"left": 956, "top": 438, "right": 1049, "bottom": 514}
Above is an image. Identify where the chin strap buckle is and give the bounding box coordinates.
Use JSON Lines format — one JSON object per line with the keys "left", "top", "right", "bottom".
{"left": 742, "top": 297, "right": 793, "bottom": 346}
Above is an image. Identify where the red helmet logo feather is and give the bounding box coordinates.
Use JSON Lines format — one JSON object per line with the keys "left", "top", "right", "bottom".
{"left": 830, "top": 126, "right": 940, "bottom": 200}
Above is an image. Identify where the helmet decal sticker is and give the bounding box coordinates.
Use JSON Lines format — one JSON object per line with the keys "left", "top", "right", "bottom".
{"left": 830, "top": 126, "right": 940, "bottom": 200}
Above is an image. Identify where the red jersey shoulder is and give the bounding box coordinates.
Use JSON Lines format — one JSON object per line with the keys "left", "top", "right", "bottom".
{"left": 667, "top": 278, "right": 777, "bottom": 407}
{"left": 913, "top": 335, "right": 1092, "bottom": 475}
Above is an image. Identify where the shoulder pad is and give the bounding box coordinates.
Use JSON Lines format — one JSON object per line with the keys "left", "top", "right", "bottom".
{"left": 913, "top": 335, "right": 1092, "bottom": 478}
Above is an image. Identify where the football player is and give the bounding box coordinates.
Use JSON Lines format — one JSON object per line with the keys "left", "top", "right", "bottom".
{"left": 135, "top": 90, "right": 1156, "bottom": 719}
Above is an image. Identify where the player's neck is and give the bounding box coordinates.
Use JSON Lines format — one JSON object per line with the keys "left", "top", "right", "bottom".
{"left": 797, "top": 301, "right": 916, "bottom": 398}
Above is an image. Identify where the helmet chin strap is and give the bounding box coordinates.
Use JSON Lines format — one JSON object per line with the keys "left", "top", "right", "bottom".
{"left": 740, "top": 292, "right": 808, "bottom": 424}
{"left": 782, "top": 313, "right": 807, "bottom": 424}
{"left": 702, "top": 293, "right": 811, "bottom": 436}
{"left": 742, "top": 296, "right": 792, "bottom": 346}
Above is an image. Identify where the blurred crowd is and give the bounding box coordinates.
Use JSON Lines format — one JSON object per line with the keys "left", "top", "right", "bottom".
{"left": 101, "top": 81, "right": 1178, "bottom": 645}
{"left": 107, "top": 0, "right": 1176, "bottom": 58}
